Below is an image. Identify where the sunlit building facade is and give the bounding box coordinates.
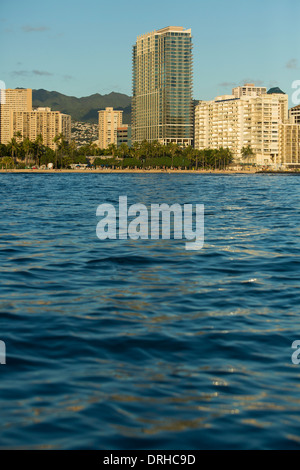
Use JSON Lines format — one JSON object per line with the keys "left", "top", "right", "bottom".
{"left": 98, "top": 107, "right": 123, "bottom": 149}
{"left": 0, "top": 88, "right": 32, "bottom": 144}
{"left": 194, "top": 84, "right": 292, "bottom": 167}
{"left": 279, "top": 124, "right": 300, "bottom": 167}
{"left": 0, "top": 88, "right": 71, "bottom": 149}
{"left": 232, "top": 83, "right": 267, "bottom": 98}
{"left": 12, "top": 107, "right": 71, "bottom": 149}
{"left": 132, "top": 26, "right": 193, "bottom": 146}
{"left": 289, "top": 104, "right": 300, "bottom": 124}
{"left": 117, "top": 124, "right": 132, "bottom": 148}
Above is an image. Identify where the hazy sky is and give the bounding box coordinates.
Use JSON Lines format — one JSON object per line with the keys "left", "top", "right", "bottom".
{"left": 1, "top": 0, "right": 300, "bottom": 103}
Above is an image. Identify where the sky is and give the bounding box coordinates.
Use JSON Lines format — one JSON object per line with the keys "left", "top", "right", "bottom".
{"left": 1, "top": 0, "right": 300, "bottom": 104}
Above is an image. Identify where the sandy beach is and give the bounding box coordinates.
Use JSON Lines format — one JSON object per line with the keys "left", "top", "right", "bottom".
{"left": 0, "top": 168, "right": 260, "bottom": 174}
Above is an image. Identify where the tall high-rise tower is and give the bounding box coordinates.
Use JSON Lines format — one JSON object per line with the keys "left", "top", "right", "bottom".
{"left": 132, "top": 26, "right": 193, "bottom": 146}
{"left": 98, "top": 107, "right": 123, "bottom": 149}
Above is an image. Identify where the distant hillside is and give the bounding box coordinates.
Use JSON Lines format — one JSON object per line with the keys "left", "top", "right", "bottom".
{"left": 32, "top": 89, "right": 132, "bottom": 124}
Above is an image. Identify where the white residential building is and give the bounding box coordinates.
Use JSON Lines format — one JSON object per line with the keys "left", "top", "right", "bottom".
{"left": 194, "top": 85, "right": 298, "bottom": 167}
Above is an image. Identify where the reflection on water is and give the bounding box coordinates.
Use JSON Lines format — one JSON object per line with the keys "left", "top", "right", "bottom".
{"left": 0, "top": 173, "right": 300, "bottom": 449}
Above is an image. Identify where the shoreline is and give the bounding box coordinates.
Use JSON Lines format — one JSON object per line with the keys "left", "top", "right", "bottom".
{"left": 0, "top": 168, "right": 299, "bottom": 175}
{"left": 0, "top": 168, "right": 253, "bottom": 174}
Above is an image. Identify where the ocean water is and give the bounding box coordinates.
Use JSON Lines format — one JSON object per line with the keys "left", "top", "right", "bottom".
{"left": 0, "top": 173, "right": 300, "bottom": 450}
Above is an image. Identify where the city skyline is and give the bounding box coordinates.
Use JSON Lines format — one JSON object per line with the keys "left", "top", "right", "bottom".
{"left": 1, "top": 0, "right": 300, "bottom": 105}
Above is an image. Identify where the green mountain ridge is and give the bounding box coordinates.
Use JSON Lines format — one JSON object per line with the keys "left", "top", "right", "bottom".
{"left": 32, "top": 89, "right": 132, "bottom": 124}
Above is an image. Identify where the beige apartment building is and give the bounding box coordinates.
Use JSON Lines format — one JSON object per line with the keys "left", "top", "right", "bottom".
{"left": 279, "top": 124, "right": 300, "bottom": 166}
{"left": 289, "top": 104, "right": 300, "bottom": 124}
{"left": 0, "top": 88, "right": 32, "bottom": 144}
{"left": 98, "top": 107, "right": 123, "bottom": 149}
{"left": 232, "top": 83, "right": 267, "bottom": 98}
{"left": 194, "top": 84, "right": 300, "bottom": 167}
{"left": 0, "top": 88, "right": 71, "bottom": 149}
{"left": 12, "top": 107, "right": 71, "bottom": 149}
{"left": 277, "top": 104, "right": 300, "bottom": 166}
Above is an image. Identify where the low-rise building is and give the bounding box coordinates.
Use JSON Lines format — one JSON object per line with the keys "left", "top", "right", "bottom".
{"left": 117, "top": 125, "right": 131, "bottom": 148}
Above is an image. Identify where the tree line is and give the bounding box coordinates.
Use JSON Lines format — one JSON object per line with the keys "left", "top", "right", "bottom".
{"left": 0, "top": 134, "right": 238, "bottom": 170}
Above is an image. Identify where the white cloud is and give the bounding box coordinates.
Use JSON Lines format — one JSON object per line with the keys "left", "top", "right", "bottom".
{"left": 22, "top": 25, "right": 49, "bottom": 33}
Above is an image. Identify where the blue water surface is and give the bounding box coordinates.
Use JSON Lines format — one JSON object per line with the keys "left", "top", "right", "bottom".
{"left": 0, "top": 173, "right": 300, "bottom": 449}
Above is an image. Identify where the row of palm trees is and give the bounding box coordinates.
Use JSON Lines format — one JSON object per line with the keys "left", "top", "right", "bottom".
{"left": 101, "top": 141, "right": 235, "bottom": 170}
{"left": 1, "top": 134, "right": 256, "bottom": 170}
{"left": 0, "top": 133, "right": 69, "bottom": 168}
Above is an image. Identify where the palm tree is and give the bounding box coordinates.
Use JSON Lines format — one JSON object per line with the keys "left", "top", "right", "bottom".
{"left": 199, "top": 149, "right": 206, "bottom": 169}
{"left": 151, "top": 140, "right": 162, "bottom": 159}
{"left": 69, "top": 140, "right": 77, "bottom": 165}
{"left": 14, "top": 131, "right": 22, "bottom": 143}
{"left": 1, "top": 156, "right": 14, "bottom": 170}
{"left": 241, "top": 145, "right": 255, "bottom": 165}
{"left": 53, "top": 135, "right": 60, "bottom": 168}
{"left": 193, "top": 149, "right": 199, "bottom": 170}
{"left": 139, "top": 140, "right": 150, "bottom": 162}
{"left": 53, "top": 133, "right": 65, "bottom": 168}
{"left": 34, "top": 134, "right": 43, "bottom": 166}
{"left": 89, "top": 142, "right": 98, "bottom": 156}
{"left": 206, "top": 149, "right": 215, "bottom": 169}
{"left": 224, "top": 148, "right": 233, "bottom": 169}
{"left": 166, "top": 142, "right": 180, "bottom": 168}
{"left": 22, "top": 138, "right": 32, "bottom": 167}
{"left": 7, "top": 138, "right": 19, "bottom": 164}
{"left": 107, "top": 143, "right": 117, "bottom": 158}
{"left": 0, "top": 144, "right": 7, "bottom": 157}
{"left": 118, "top": 143, "right": 129, "bottom": 159}
{"left": 183, "top": 146, "right": 194, "bottom": 169}
{"left": 131, "top": 141, "right": 141, "bottom": 161}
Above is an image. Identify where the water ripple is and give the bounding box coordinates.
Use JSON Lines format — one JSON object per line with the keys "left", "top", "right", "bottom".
{"left": 0, "top": 174, "right": 300, "bottom": 449}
